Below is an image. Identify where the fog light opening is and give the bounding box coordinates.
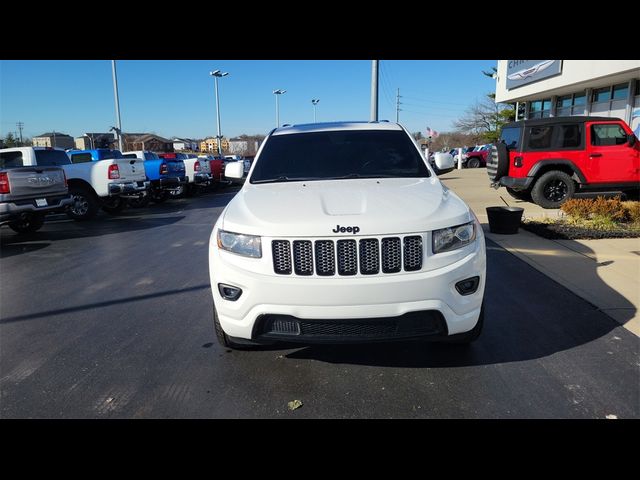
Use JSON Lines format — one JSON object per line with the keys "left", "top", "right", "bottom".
{"left": 218, "top": 283, "right": 243, "bottom": 301}
{"left": 455, "top": 276, "right": 480, "bottom": 296}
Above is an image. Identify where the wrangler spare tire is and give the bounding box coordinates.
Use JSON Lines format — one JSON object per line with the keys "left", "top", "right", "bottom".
{"left": 487, "top": 143, "right": 508, "bottom": 182}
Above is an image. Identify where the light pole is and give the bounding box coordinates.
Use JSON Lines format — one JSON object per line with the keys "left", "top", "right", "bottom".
{"left": 209, "top": 70, "right": 229, "bottom": 156}
{"left": 273, "top": 89, "right": 286, "bottom": 127}
{"left": 312, "top": 99, "right": 320, "bottom": 122}
{"left": 111, "top": 60, "right": 124, "bottom": 151}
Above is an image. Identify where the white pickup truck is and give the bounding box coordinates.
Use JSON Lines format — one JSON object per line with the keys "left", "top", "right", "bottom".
{"left": 170, "top": 153, "right": 213, "bottom": 197}
{"left": 1, "top": 147, "right": 149, "bottom": 221}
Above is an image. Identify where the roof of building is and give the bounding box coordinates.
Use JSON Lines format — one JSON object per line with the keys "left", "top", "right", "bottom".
{"left": 127, "top": 133, "right": 172, "bottom": 143}
{"left": 272, "top": 121, "right": 402, "bottom": 136}
{"left": 35, "top": 132, "right": 73, "bottom": 138}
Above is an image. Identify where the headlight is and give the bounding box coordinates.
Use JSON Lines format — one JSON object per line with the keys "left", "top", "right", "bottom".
{"left": 216, "top": 230, "right": 262, "bottom": 258}
{"left": 432, "top": 221, "right": 476, "bottom": 254}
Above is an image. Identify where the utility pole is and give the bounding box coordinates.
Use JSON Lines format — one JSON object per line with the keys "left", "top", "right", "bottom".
{"left": 370, "top": 60, "right": 379, "bottom": 121}
{"left": 16, "top": 121, "right": 24, "bottom": 146}
{"left": 312, "top": 99, "right": 320, "bottom": 122}
{"left": 395, "top": 88, "right": 401, "bottom": 123}
{"left": 53, "top": 130, "right": 57, "bottom": 148}
{"left": 111, "top": 60, "right": 124, "bottom": 151}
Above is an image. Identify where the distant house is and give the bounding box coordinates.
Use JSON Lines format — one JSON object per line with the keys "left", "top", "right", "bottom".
{"left": 74, "top": 133, "right": 116, "bottom": 150}
{"left": 172, "top": 138, "right": 199, "bottom": 151}
{"left": 32, "top": 132, "right": 75, "bottom": 150}
{"left": 228, "top": 139, "right": 261, "bottom": 156}
{"left": 122, "top": 133, "right": 173, "bottom": 153}
{"left": 200, "top": 137, "right": 229, "bottom": 153}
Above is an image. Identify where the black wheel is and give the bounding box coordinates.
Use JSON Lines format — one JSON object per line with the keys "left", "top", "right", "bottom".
{"left": 127, "top": 194, "right": 150, "bottom": 208}
{"left": 168, "top": 184, "right": 185, "bottom": 199}
{"left": 8, "top": 213, "right": 45, "bottom": 234}
{"left": 150, "top": 190, "right": 169, "bottom": 204}
{"left": 506, "top": 187, "right": 532, "bottom": 202}
{"left": 440, "top": 303, "right": 484, "bottom": 344}
{"left": 213, "top": 305, "right": 259, "bottom": 350}
{"left": 467, "top": 158, "right": 481, "bottom": 168}
{"left": 101, "top": 196, "right": 126, "bottom": 214}
{"left": 531, "top": 170, "right": 575, "bottom": 209}
{"left": 67, "top": 185, "right": 99, "bottom": 221}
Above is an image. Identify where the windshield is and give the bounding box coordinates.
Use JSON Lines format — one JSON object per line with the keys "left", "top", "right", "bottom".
{"left": 250, "top": 129, "right": 430, "bottom": 184}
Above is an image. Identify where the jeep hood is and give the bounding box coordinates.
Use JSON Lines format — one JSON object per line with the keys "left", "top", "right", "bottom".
{"left": 220, "top": 178, "right": 473, "bottom": 237}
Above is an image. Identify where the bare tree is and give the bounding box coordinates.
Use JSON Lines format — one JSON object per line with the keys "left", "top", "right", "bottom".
{"left": 454, "top": 94, "right": 515, "bottom": 144}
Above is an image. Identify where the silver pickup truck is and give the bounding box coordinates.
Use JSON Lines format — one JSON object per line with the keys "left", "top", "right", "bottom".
{"left": 0, "top": 150, "right": 72, "bottom": 233}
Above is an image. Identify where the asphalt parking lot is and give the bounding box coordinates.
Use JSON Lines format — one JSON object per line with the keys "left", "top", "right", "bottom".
{"left": 1, "top": 188, "right": 638, "bottom": 418}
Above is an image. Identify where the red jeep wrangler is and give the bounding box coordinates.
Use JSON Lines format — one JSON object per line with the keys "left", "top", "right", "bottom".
{"left": 488, "top": 116, "right": 640, "bottom": 208}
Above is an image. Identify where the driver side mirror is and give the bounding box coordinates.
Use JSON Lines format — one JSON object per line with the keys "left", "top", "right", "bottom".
{"left": 433, "top": 152, "right": 455, "bottom": 175}
{"left": 628, "top": 134, "right": 637, "bottom": 147}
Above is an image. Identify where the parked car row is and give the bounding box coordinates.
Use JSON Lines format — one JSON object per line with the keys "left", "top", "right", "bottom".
{"left": 446, "top": 145, "right": 489, "bottom": 168}
{"left": 0, "top": 146, "right": 249, "bottom": 233}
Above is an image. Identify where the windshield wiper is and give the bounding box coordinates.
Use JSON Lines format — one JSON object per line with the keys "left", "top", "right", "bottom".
{"left": 327, "top": 174, "right": 396, "bottom": 180}
{"left": 252, "top": 176, "right": 318, "bottom": 184}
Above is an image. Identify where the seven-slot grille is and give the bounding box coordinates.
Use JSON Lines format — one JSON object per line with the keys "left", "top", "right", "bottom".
{"left": 272, "top": 236, "right": 423, "bottom": 276}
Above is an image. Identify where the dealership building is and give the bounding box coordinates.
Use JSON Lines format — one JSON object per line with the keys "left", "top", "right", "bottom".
{"left": 494, "top": 60, "right": 640, "bottom": 136}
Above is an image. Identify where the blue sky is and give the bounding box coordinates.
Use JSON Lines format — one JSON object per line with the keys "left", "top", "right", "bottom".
{"left": 0, "top": 60, "right": 497, "bottom": 141}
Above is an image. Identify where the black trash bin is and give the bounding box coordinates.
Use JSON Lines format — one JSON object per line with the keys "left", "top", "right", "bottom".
{"left": 486, "top": 206, "right": 524, "bottom": 234}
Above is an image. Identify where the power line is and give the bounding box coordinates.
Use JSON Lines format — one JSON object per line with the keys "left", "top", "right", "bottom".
{"left": 401, "top": 95, "right": 470, "bottom": 107}
{"left": 378, "top": 62, "right": 396, "bottom": 114}
{"left": 16, "top": 121, "right": 24, "bottom": 145}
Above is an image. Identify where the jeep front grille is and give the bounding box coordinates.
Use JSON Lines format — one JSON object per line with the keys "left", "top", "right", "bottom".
{"left": 272, "top": 235, "right": 424, "bottom": 276}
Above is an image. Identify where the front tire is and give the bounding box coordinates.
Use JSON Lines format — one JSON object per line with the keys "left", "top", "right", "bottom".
{"left": 8, "top": 213, "right": 45, "bottom": 233}
{"left": 67, "top": 185, "right": 99, "bottom": 221}
{"left": 168, "top": 184, "right": 185, "bottom": 199}
{"left": 213, "top": 305, "right": 259, "bottom": 350}
{"left": 531, "top": 170, "right": 575, "bottom": 209}
{"left": 127, "top": 194, "right": 150, "bottom": 208}
{"left": 150, "top": 190, "right": 169, "bottom": 204}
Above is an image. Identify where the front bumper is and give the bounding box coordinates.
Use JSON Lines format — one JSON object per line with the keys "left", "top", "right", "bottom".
{"left": 498, "top": 176, "right": 533, "bottom": 190}
{"left": 108, "top": 180, "right": 150, "bottom": 196}
{"left": 0, "top": 194, "right": 73, "bottom": 222}
{"left": 209, "top": 233, "right": 486, "bottom": 342}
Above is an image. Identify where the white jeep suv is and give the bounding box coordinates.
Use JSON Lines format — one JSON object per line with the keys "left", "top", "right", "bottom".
{"left": 209, "top": 121, "right": 486, "bottom": 348}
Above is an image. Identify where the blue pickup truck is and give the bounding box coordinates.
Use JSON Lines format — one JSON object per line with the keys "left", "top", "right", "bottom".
{"left": 121, "top": 150, "right": 187, "bottom": 207}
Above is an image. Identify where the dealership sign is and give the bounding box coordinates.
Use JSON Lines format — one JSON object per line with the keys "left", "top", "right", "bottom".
{"left": 506, "top": 60, "right": 562, "bottom": 89}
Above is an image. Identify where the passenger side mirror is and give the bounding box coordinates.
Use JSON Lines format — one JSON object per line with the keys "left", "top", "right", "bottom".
{"left": 225, "top": 161, "right": 244, "bottom": 179}
{"left": 628, "top": 134, "right": 637, "bottom": 147}
{"left": 433, "top": 152, "right": 455, "bottom": 175}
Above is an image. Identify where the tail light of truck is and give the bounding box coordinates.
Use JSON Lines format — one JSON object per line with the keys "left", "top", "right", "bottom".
{"left": 0, "top": 172, "right": 10, "bottom": 194}
{"left": 108, "top": 164, "right": 120, "bottom": 179}
{"left": 160, "top": 163, "right": 168, "bottom": 175}
{"left": 63, "top": 171, "right": 68, "bottom": 187}
{"left": 194, "top": 160, "right": 201, "bottom": 172}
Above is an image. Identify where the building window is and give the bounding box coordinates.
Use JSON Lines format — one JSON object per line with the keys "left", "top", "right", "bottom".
{"left": 573, "top": 92, "right": 586, "bottom": 106}
{"left": 528, "top": 99, "right": 552, "bottom": 119}
{"left": 593, "top": 87, "right": 611, "bottom": 103}
{"left": 557, "top": 95, "right": 572, "bottom": 108}
{"left": 612, "top": 83, "right": 629, "bottom": 100}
